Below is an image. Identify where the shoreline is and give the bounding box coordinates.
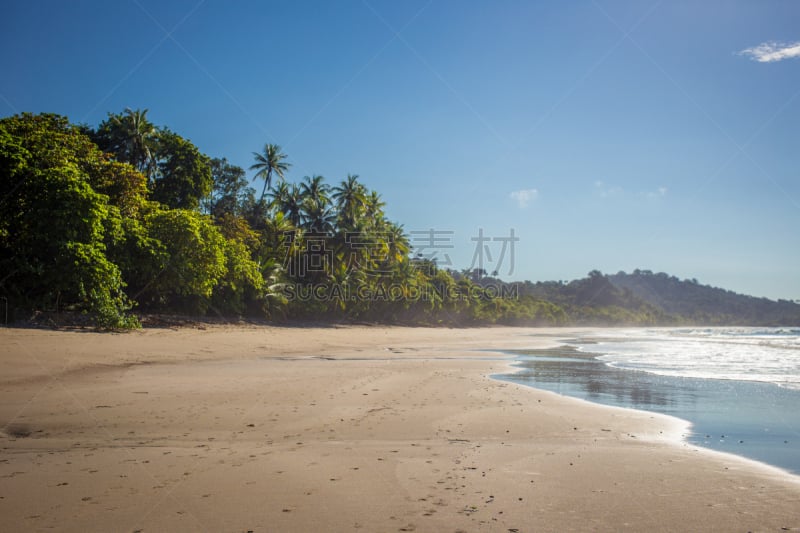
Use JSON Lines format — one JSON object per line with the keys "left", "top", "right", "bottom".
{"left": 496, "top": 330, "right": 800, "bottom": 478}
{"left": 494, "top": 356, "right": 800, "bottom": 485}
{"left": 2, "top": 325, "right": 799, "bottom": 531}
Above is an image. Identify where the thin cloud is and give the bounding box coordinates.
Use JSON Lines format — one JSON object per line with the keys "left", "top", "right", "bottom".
{"left": 509, "top": 188, "right": 538, "bottom": 208}
{"left": 739, "top": 41, "right": 800, "bottom": 63}
{"left": 595, "top": 181, "right": 666, "bottom": 199}
{"left": 644, "top": 186, "right": 668, "bottom": 199}
{"left": 594, "top": 180, "right": 623, "bottom": 198}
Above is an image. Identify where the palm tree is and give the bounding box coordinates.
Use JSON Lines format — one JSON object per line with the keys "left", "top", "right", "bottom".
{"left": 277, "top": 184, "right": 304, "bottom": 228}
{"left": 365, "top": 190, "right": 386, "bottom": 222}
{"left": 260, "top": 211, "right": 298, "bottom": 262}
{"left": 300, "top": 175, "right": 331, "bottom": 207}
{"left": 268, "top": 181, "right": 290, "bottom": 213}
{"left": 385, "top": 222, "right": 410, "bottom": 263}
{"left": 250, "top": 143, "right": 290, "bottom": 205}
{"left": 295, "top": 175, "right": 334, "bottom": 234}
{"left": 105, "top": 107, "right": 157, "bottom": 179}
{"left": 332, "top": 174, "right": 367, "bottom": 230}
{"left": 301, "top": 197, "right": 336, "bottom": 234}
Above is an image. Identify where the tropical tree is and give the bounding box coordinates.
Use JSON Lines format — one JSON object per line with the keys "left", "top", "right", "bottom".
{"left": 301, "top": 196, "right": 336, "bottom": 234}
{"left": 94, "top": 108, "right": 157, "bottom": 179}
{"left": 299, "top": 175, "right": 334, "bottom": 233}
{"left": 272, "top": 183, "right": 304, "bottom": 227}
{"left": 268, "top": 181, "right": 290, "bottom": 212}
{"left": 365, "top": 190, "right": 386, "bottom": 222}
{"left": 141, "top": 208, "right": 228, "bottom": 313}
{"left": 211, "top": 225, "right": 265, "bottom": 316}
{"left": 0, "top": 113, "right": 137, "bottom": 327}
{"left": 260, "top": 211, "right": 297, "bottom": 263}
{"left": 300, "top": 175, "right": 330, "bottom": 206}
{"left": 206, "top": 157, "right": 253, "bottom": 218}
{"left": 332, "top": 174, "right": 366, "bottom": 230}
{"left": 384, "top": 222, "right": 410, "bottom": 264}
{"left": 150, "top": 129, "right": 213, "bottom": 210}
{"left": 250, "top": 143, "right": 290, "bottom": 204}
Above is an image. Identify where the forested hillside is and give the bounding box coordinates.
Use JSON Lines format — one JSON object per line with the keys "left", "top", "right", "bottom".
{"left": 503, "top": 270, "right": 672, "bottom": 325}
{"left": 473, "top": 269, "right": 800, "bottom": 326}
{"left": 608, "top": 270, "right": 800, "bottom": 325}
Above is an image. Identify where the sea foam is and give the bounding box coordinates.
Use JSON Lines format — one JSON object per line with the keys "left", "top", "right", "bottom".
{"left": 579, "top": 328, "right": 800, "bottom": 390}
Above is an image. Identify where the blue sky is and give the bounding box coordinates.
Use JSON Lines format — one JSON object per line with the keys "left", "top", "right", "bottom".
{"left": 2, "top": 0, "right": 799, "bottom": 300}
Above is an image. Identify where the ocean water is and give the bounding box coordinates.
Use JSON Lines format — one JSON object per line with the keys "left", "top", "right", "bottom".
{"left": 498, "top": 328, "right": 800, "bottom": 475}
{"left": 590, "top": 328, "right": 800, "bottom": 391}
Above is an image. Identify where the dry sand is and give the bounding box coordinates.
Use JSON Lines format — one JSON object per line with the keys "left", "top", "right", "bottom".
{"left": 0, "top": 325, "right": 798, "bottom": 532}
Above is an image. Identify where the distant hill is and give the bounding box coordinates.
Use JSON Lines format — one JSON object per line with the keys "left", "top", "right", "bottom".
{"left": 458, "top": 269, "right": 800, "bottom": 326}
{"left": 502, "top": 270, "right": 671, "bottom": 326}
{"left": 607, "top": 270, "right": 800, "bottom": 326}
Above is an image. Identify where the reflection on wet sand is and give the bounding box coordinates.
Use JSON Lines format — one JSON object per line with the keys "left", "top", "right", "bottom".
{"left": 499, "top": 345, "right": 800, "bottom": 475}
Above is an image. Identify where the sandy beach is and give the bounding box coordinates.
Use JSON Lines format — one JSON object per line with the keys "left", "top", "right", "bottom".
{"left": 1, "top": 325, "right": 798, "bottom": 532}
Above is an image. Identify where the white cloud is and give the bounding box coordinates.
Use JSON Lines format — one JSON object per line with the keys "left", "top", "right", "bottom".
{"left": 739, "top": 41, "right": 800, "bottom": 63}
{"left": 509, "top": 188, "right": 538, "bottom": 208}
{"left": 644, "top": 186, "right": 668, "bottom": 199}
{"left": 594, "top": 181, "right": 623, "bottom": 198}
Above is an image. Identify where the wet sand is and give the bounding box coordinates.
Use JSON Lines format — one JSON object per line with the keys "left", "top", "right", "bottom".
{"left": 499, "top": 345, "right": 800, "bottom": 475}
{"left": 1, "top": 325, "right": 798, "bottom": 532}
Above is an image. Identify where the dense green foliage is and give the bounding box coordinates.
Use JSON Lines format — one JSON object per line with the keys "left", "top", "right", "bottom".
{"left": 2, "top": 111, "right": 796, "bottom": 328}
{"left": 0, "top": 114, "right": 138, "bottom": 328}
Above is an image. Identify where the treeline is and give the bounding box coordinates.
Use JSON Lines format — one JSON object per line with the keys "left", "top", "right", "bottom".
{"left": 0, "top": 110, "right": 562, "bottom": 328}
{"left": 3, "top": 111, "right": 796, "bottom": 328}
